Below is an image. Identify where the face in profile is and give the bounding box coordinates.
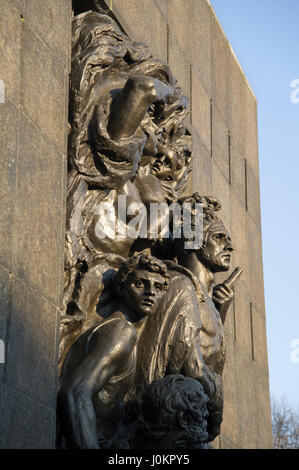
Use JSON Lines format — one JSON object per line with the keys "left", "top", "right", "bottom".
{"left": 122, "top": 269, "right": 167, "bottom": 320}
{"left": 200, "top": 222, "right": 234, "bottom": 272}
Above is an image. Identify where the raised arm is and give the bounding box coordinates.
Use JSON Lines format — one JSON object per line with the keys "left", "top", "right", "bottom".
{"left": 107, "top": 75, "right": 173, "bottom": 140}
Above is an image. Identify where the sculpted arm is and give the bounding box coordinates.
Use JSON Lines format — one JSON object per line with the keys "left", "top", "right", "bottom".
{"left": 107, "top": 76, "right": 173, "bottom": 140}
{"left": 58, "top": 319, "right": 136, "bottom": 449}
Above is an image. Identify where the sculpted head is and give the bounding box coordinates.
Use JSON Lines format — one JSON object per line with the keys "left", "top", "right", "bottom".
{"left": 176, "top": 194, "right": 234, "bottom": 272}
{"left": 131, "top": 375, "right": 209, "bottom": 449}
{"left": 115, "top": 254, "right": 169, "bottom": 321}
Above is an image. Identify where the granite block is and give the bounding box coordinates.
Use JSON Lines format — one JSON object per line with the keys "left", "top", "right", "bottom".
{"left": 0, "top": 266, "right": 11, "bottom": 381}
{"left": 211, "top": 159, "right": 231, "bottom": 230}
{"left": 221, "top": 335, "right": 239, "bottom": 445}
{"left": 211, "top": 12, "right": 231, "bottom": 126}
{"left": 235, "top": 355, "right": 259, "bottom": 449}
{"left": 12, "top": 0, "right": 28, "bottom": 16}
{"left": 0, "top": 98, "right": 18, "bottom": 270}
{"left": 227, "top": 58, "right": 246, "bottom": 145}
{"left": 154, "top": 0, "right": 168, "bottom": 21}
{"left": 0, "top": 2, "right": 22, "bottom": 105}
{"left": 253, "top": 369, "right": 273, "bottom": 448}
{"left": 212, "top": 102, "right": 229, "bottom": 182}
{"left": 192, "top": 131, "right": 212, "bottom": 194}
{"left": 230, "top": 192, "right": 250, "bottom": 290}
{"left": 247, "top": 161, "right": 262, "bottom": 226}
{"left": 22, "top": 23, "right": 67, "bottom": 152}
{"left": 234, "top": 285, "right": 253, "bottom": 360}
{"left": 192, "top": 70, "right": 211, "bottom": 153}
{"left": 230, "top": 143, "right": 246, "bottom": 209}
{"left": 0, "top": 381, "right": 56, "bottom": 449}
{"left": 247, "top": 217, "right": 265, "bottom": 313}
{"left": 244, "top": 86, "right": 259, "bottom": 177}
{"left": 26, "top": 0, "right": 72, "bottom": 70}
{"left": 112, "top": 0, "right": 168, "bottom": 62}
{"left": 13, "top": 114, "right": 63, "bottom": 304}
{"left": 168, "top": 0, "right": 191, "bottom": 62}
{"left": 5, "top": 279, "right": 58, "bottom": 410}
{"left": 191, "top": 0, "right": 212, "bottom": 94}
{"left": 251, "top": 304, "right": 269, "bottom": 371}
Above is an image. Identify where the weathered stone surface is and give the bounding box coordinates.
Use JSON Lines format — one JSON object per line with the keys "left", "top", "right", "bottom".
{"left": 247, "top": 161, "right": 262, "bottom": 226}
{"left": 0, "top": 267, "right": 10, "bottom": 382}
{"left": 251, "top": 304, "right": 269, "bottom": 371}
{"left": 212, "top": 103, "right": 229, "bottom": 182}
{"left": 12, "top": 0, "right": 28, "bottom": 16}
{"left": 0, "top": 2, "right": 22, "bottom": 105}
{"left": 211, "top": 11, "right": 232, "bottom": 125}
{"left": 192, "top": 69, "right": 211, "bottom": 152}
{"left": 0, "top": 381, "right": 56, "bottom": 449}
{"left": 230, "top": 143, "right": 247, "bottom": 209}
{"left": 22, "top": 23, "right": 67, "bottom": 152}
{"left": 248, "top": 217, "right": 265, "bottom": 313}
{"left": 191, "top": 0, "right": 212, "bottom": 94}
{"left": 13, "top": 114, "right": 63, "bottom": 304}
{"left": 26, "top": 0, "right": 72, "bottom": 70}
{"left": 112, "top": 0, "right": 168, "bottom": 62}
{"left": 234, "top": 285, "right": 253, "bottom": 359}
{"left": 168, "top": 0, "right": 191, "bottom": 100}
{"left": 5, "top": 280, "right": 58, "bottom": 410}
{"left": 0, "top": 98, "right": 18, "bottom": 270}
{"left": 211, "top": 159, "right": 231, "bottom": 229}
{"left": 192, "top": 131, "right": 212, "bottom": 194}
{"left": 228, "top": 59, "right": 247, "bottom": 145}
{"left": 221, "top": 335, "right": 239, "bottom": 445}
{"left": 0, "top": 0, "right": 71, "bottom": 449}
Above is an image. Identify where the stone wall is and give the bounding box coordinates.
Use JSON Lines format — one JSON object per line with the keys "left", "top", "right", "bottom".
{"left": 105, "top": 0, "right": 272, "bottom": 449}
{"left": 0, "top": 0, "right": 71, "bottom": 448}
{"left": 0, "top": 0, "right": 272, "bottom": 449}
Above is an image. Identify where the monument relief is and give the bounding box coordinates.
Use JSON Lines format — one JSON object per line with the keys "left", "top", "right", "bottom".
{"left": 57, "top": 10, "right": 242, "bottom": 449}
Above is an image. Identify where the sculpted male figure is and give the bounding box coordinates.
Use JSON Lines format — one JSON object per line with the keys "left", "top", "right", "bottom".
{"left": 57, "top": 254, "right": 169, "bottom": 449}
{"left": 175, "top": 194, "right": 242, "bottom": 376}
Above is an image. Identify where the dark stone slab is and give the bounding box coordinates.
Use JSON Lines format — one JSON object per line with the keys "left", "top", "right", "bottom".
{"left": 13, "top": 114, "right": 64, "bottom": 304}
{"left": 0, "top": 381, "right": 56, "bottom": 449}
{"left": 5, "top": 279, "right": 58, "bottom": 410}
{"left": 0, "top": 98, "right": 18, "bottom": 270}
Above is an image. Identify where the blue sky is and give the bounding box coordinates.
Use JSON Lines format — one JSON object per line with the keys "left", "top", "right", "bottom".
{"left": 210, "top": 0, "right": 299, "bottom": 409}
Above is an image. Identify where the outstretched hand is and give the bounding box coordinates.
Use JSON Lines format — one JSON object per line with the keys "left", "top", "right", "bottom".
{"left": 212, "top": 267, "right": 243, "bottom": 323}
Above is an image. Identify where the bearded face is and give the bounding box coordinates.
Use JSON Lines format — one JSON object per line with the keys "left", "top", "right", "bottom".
{"left": 198, "top": 222, "right": 234, "bottom": 272}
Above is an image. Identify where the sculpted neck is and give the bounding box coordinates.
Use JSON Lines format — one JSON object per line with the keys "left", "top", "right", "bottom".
{"left": 178, "top": 252, "right": 215, "bottom": 296}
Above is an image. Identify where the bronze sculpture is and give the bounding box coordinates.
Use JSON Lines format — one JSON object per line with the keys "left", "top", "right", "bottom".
{"left": 58, "top": 9, "right": 242, "bottom": 449}
{"left": 58, "top": 254, "right": 169, "bottom": 449}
